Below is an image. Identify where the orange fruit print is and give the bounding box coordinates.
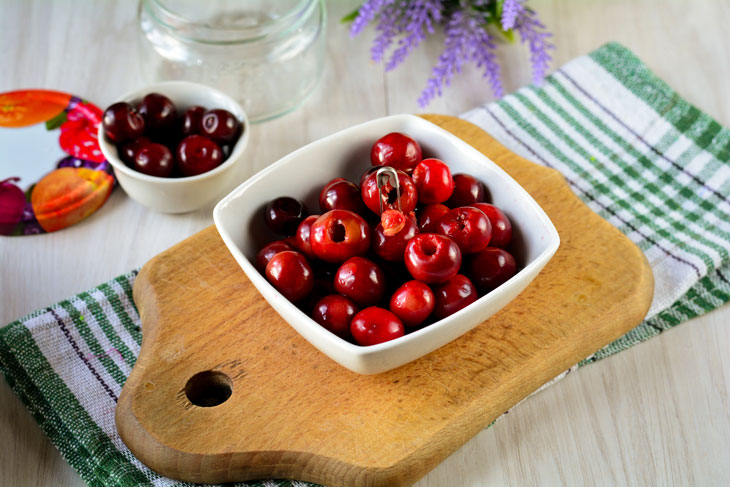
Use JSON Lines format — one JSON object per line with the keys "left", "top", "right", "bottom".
{"left": 0, "top": 90, "right": 71, "bottom": 128}
{"left": 31, "top": 167, "right": 114, "bottom": 233}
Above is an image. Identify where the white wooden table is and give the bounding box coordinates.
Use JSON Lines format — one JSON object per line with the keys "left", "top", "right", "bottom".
{"left": 1, "top": 0, "right": 729, "bottom": 485}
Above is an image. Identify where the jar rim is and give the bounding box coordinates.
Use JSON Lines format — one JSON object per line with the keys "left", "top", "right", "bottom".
{"left": 141, "top": 0, "right": 319, "bottom": 44}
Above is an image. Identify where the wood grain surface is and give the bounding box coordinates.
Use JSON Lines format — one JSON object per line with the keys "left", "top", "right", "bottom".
{"left": 2, "top": 1, "right": 730, "bottom": 486}
{"left": 116, "top": 116, "right": 652, "bottom": 486}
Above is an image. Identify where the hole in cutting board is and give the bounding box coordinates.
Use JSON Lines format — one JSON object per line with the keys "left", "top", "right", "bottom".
{"left": 184, "top": 371, "right": 233, "bottom": 407}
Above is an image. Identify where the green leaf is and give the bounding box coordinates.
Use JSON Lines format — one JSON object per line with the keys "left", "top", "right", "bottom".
{"left": 10, "top": 223, "right": 24, "bottom": 236}
{"left": 45, "top": 110, "right": 67, "bottom": 131}
{"left": 501, "top": 28, "right": 515, "bottom": 43}
{"left": 340, "top": 8, "right": 359, "bottom": 24}
{"left": 25, "top": 183, "right": 35, "bottom": 202}
{"left": 496, "top": 0, "right": 505, "bottom": 18}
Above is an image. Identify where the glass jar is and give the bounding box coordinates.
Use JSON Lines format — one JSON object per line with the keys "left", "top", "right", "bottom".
{"left": 137, "top": 0, "right": 326, "bottom": 123}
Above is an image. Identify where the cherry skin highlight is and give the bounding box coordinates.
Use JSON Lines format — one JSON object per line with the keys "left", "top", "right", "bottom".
{"left": 334, "top": 256, "right": 386, "bottom": 307}
{"left": 103, "top": 102, "right": 145, "bottom": 143}
{"left": 133, "top": 142, "right": 173, "bottom": 177}
{"left": 472, "top": 202, "right": 512, "bottom": 249}
{"left": 137, "top": 93, "right": 177, "bottom": 136}
{"left": 176, "top": 135, "right": 223, "bottom": 176}
{"left": 445, "top": 173, "right": 486, "bottom": 208}
{"left": 438, "top": 206, "right": 492, "bottom": 254}
{"left": 467, "top": 247, "right": 518, "bottom": 292}
{"left": 417, "top": 203, "right": 450, "bottom": 234}
{"left": 264, "top": 250, "right": 313, "bottom": 302}
{"left": 311, "top": 295, "right": 359, "bottom": 340}
{"left": 372, "top": 210, "right": 418, "bottom": 262}
{"left": 319, "top": 178, "right": 366, "bottom": 214}
{"left": 412, "top": 158, "right": 454, "bottom": 204}
{"left": 310, "top": 209, "right": 371, "bottom": 263}
{"left": 181, "top": 105, "right": 206, "bottom": 137}
{"left": 350, "top": 307, "right": 405, "bottom": 346}
{"left": 432, "top": 274, "right": 478, "bottom": 320}
{"left": 404, "top": 233, "right": 462, "bottom": 284}
{"left": 370, "top": 132, "right": 422, "bottom": 173}
{"left": 293, "top": 214, "right": 320, "bottom": 260}
{"left": 255, "top": 240, "right": 294, "bottom": 273}
{"left": 118, "top": 136, "right": 150, "bottom": 166}
{"left": 389, "top": 280, "right": 435, "bottom": 328}
{"left": 265, "top": 197, "right": 308, "bottom": 236}
{"left": 201, "top": 108, "right": 241, "bottom": 145}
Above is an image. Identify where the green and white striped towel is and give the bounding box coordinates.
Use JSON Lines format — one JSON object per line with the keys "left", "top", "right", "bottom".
{"left": 1, "top": 43, "right": 729, "bottom": 487}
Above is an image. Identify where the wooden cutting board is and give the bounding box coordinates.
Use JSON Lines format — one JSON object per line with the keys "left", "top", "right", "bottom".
{"left": 116, "top": 115, "right": 653, "bottom": 486}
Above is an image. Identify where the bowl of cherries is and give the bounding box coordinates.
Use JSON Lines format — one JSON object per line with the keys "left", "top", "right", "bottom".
{"left": 214, "top": 115, "right": 559, "bottom": 374}
{"left": 98, "top": 81, "right": 248, "bottom": 213}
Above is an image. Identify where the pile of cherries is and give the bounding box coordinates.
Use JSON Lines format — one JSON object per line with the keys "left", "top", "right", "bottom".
{"left": 102, "top": 93, "right": 243, "bottom": 178}
{"left": 257, "top": 132, "right": 518, "bottom": 347}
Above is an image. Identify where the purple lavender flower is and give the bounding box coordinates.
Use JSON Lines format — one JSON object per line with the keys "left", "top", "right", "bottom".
{"left": 501, "top": 0, "right": 522, "bottom": 30}
{"left": 385, "top": 0, "right": 443, "bottom": 72}
{"left": 515, "top": 6, "right": 554, "bottom": 83}
{"left": 347, "top": 0, "right": 554, "bottom": 107}
{"left": 418, "top": 8, "right": 503, "bottom": 107}
{"left": 350, "top": 0, "right": 393, "bottom": 37}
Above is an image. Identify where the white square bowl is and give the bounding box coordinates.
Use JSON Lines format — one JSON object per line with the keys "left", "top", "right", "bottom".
{"left": 213, "top": 115, "right": 559, "bottom": 375}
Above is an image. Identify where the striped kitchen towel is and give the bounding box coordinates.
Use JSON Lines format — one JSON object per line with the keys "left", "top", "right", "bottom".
{"left": 1, "top": 43, "right": 729, "bottom": 487}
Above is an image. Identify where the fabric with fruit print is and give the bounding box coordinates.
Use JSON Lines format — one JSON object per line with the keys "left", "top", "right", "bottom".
{"left": 58, "top": 102, "right": 105, "bottom": 163}
{"left": 0, "top": 89, "right": 113, "bottom": 236}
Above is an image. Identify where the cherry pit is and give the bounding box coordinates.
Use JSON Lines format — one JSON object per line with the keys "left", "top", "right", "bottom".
{"left": 103, "top": 93, "right": 243, "bottom": 178}
{"left": 257, "top": 132, "right": 519, "bottom": 347}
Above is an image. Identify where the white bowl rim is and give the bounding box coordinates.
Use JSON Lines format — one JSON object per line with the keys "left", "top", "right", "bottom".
{"left": 98, "top": 80, "right": 249, "bottom": 184}
{"left": 214, "top": 113, "right": 560, "bottom": 359}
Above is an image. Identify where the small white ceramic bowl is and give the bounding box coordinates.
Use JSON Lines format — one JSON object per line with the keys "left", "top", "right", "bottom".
{"left": 214, "top": 115, "right": 559, "bottom": 374}
{"left": 99, "top": 81, "right": 249, "bottom": 213}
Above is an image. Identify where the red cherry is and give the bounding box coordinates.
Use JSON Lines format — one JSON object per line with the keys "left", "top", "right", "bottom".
{"left": 466, "top": 247, "right": 517, "bottom": 292}
{"left": 103, "top": 102, "right": 145, "bottom": 143}
{"left": 118, "top": 136, "right": 150, "bottom": 166}
{"left": 293, "top": 214, "right": 320, "bottom": 260}
{"left": 361, "top": 169, "right": 418, "bottom": 215}
{"left": 389, "top": 280, "right": 435, "bottom": 328}
{"left": 360, "top": 166, "right": 380, "bottom": 187}
{"left": 404, "top": 233, "right": 461, "bottom": 284}
{"left": 181, "top": 105, "right": 206, "bottom": 137}
{"left": 432, "top": 274, "right": 478, "bottom": 320}
{"left": 310, "top": 209, "right": 371, "bottom": 263}
{"left": 301, "top": 263, "right": 338, "bottom": 313}
{"left": 255, "top": 240, "right": 294, "bottom": 273}
{"left": 372, "top": 210, "right": 418, "bottom": 262}
{"left": 350, "top": 307, "right": 405, "bottom": 346}
{"left": 137, "top": 93, "right": 177, "bottom": 136}
{"left": 445, "top": 173, "right": 486, "bottom": 208}
{"left": 438, "top": 206, "right": 492, "bottom": 254}
{"left": 334, "top": 256, "right": 386, "bottom": 307}
{"left": 134, "top": 142, "right": 174, "bottom": 177}
{"left": 176, "top": 135, "right": 223, "bottom": 176}
{"left": 265, "top": 197, "right": 308, "bottom": 236}
{"left": 201, "top": 109, "right": 241, "bottom": 145}
{"left": 370, "top": 132, "right": 422, "bottom": 173}
{"left": 264, "top": 250, "right": 313, "bottom": 302}
{"left": 319, "top": 178, "right": 366, "bottom": 214}
{"left": 472, "top": 203, "right": 512, "bottom": 249}
{"left": 417, "top": 203, "right": 450, "bottom": 234}
{"left": 311, "top": 295, "right": 359, "bottom": 340}
{"left": 412, "top": 158, "right": 454, "bottom": 204}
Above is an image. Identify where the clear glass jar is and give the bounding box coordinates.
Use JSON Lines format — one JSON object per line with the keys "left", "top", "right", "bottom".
{"left": 137, "top": 0, "right": 326, "bottom": 123}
